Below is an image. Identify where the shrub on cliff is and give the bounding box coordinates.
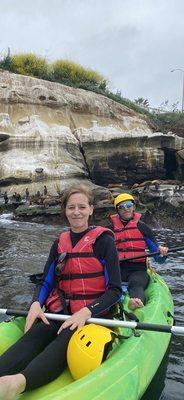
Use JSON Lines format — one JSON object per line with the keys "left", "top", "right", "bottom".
{"left": 150, "top": 111, "right": 184, "bottom": 136}
{"left": 0, "top": 51, "right": 160, "bottom": 123}
{"left": 0, "top": 53, "right": 49, "bottom": 79}
{"left": 0, "top": 54, "right": 14, "bottom": 71}
{"left": 51, "top": 59, "right": 107, "bottom": 89}
{"left": 0, "top": 52, "right": 107, "bottom": 92}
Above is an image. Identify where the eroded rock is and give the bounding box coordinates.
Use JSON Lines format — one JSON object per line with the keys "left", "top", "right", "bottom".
{"left": 0, "top": 70, "right": 183, "bottom": 204}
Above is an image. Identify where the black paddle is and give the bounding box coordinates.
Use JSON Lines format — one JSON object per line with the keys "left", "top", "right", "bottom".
{"left": 119, "top": 245, "right": 184, "bottom": 262}
{"left": 0, "top": 308, "right": 183, "bottom": 335}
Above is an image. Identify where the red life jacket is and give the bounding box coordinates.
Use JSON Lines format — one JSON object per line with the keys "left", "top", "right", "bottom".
{"left": 45, "top": 226, "right": 113, "bottom": 314}
{"left": 110, "top": 212, "right": 146, "bottom": 263}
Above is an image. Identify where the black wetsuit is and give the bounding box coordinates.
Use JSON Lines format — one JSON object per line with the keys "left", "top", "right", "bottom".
{"left": 0, "top": 229, "right": 122, "bottom": 391}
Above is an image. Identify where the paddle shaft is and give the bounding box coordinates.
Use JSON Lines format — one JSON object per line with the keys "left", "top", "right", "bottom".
{"left": 0, "top": 309, "right": 183, "bottom": 335}
{"left": 120, "top": 246, "right": 184, "bottom": 262}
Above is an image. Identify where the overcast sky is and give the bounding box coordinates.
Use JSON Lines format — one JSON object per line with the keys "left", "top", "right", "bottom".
{"left": 1, "top": 0, "right": 184, "bottom": 110}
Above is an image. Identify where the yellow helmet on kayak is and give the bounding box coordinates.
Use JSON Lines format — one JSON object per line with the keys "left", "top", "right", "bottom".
{"left": 114, "top": 193, "right": 135, "bottom": 208}
{"left": 67, "top": 324, "right": 116, "bottom": 380}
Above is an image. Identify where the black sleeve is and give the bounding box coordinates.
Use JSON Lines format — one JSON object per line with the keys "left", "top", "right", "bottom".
{"left": 105, "top": 223, "right": 114, "bottom": 230}
{"left": 32, "top": 239, "right": 59, "bottom": 304}
{"left": 87, "top": 232, "right": 122, "bottom": 317}
{"left": 137, "top": 221, "right": 158, "bottom": 243}
{"left": 137, "top": 221, "right": 167, "bottom": 263}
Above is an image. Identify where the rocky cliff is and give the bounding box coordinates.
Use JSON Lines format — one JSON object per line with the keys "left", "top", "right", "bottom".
{"left": 0, "top": 70, "right": 184, "bottom": 201}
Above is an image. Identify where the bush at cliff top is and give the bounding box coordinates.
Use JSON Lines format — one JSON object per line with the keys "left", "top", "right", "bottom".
{"left": 150, "top": 111, "right": 184, "bottom": 134}
{"left": 52, "top": 59, "right": 107, "bottom": 89}
{"left": 0, "top": 53, "right": 107, "bottom": 90}
{"left": 0, "top": 52, "right": 148, "bottom": 116}
{"left": 6, "top": 53, "right": 49, "bottom": 79}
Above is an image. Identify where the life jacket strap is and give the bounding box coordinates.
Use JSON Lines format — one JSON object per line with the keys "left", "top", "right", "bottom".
{"left": 116, "top": 237, "right": 145, "bottom": 244}
{"left": 65, "top": 252, "right": 95, "bottom": 258}
{"left": 118, "top": 248, "right": 147, "bottom": 253}
{"left": 64, "top": 292, "right": 104, "bottom": 300}
{"left": 59, "top": 271, "right": 104, "bottom": 280}
{"left": 114, "top": 226, "right": 137, "bottom": 233}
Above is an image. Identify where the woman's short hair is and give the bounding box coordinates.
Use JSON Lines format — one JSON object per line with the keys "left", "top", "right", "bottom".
{"left": 61, "top": 184, "right": 94, "bottom": 210}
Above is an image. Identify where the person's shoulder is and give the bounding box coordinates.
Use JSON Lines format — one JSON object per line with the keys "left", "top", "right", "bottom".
{"left": 90, "top": 225, "right": 113, "bottom": 234}
{"left": 93, "top": 228, "right": 116, "bottom": 256}
{"left": 51, "top": 238, "right": 59, "bottom": 247}
{"left": 58, "top": 227, "right": 70, "bottom": 236}
{"left": 137, "top": 220, "right": 154, "bottom": 237}
{"left": 104, "top": 223, "right": 114, "bottom": 230}
{"left": 94, "top": 225, "right": 113, "bottom": 233}
{"left": 95, "top": 228, "right": 114, "bottom": 243}
{"left": 137, "top": 220, "right": 149, "bottom": 228}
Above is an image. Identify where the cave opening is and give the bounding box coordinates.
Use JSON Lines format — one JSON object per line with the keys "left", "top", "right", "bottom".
{"left": 164, "top": 149, "right": 178, "bottom": 179}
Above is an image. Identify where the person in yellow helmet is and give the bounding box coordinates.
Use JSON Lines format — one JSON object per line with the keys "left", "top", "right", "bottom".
{"left": 110, "top": 192, "right": 168, "bottom": 310}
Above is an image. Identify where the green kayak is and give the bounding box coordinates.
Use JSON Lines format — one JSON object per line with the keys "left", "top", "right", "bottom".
{"left": 0, "top": 271, "right": 174, "bottom": 400}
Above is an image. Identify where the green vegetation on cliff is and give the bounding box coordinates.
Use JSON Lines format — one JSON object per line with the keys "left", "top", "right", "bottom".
{"left": 151, "top": 112, "right": 184, "bottom": 136}
{"left": 0, "top": 52, "right": 107, "bottom": 91}
{"left": 0, "top": 52, "right": 150, "bottom": 115}
{"left": 6, "top": 53, "right": 49, "bottom": 79}
{"left": 1, "top": 52, "right": 184, "bottom": 136}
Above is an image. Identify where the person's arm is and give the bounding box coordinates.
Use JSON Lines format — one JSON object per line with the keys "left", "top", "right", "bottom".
{"left": 25, "top": 240, "right": 59, "bottom": 333}
{"left": 32, "top": 239, "right": 59, "bottom": 305}
{"left": 138, "top": 221, "right": 168, "bottom": 263}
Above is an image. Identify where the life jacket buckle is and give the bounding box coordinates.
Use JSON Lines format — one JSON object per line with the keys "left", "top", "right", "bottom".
{"left": 65, "top": 293, "right": 74, "bottom": 299}
{"left": 55, "top": 252, "right": 67, "bottom": 276}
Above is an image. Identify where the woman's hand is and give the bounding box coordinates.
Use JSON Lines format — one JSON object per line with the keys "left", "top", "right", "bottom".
{"left": 57, "top": 307, "right": 92, "bottom": 334}
{"left": 158, "top": 245, "right": 168, "bottom": 257}
{"left": 24, "top": 301, "right": 50, "bottom": 333}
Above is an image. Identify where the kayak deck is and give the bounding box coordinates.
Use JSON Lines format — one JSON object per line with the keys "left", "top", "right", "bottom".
{"left": 0, "top": 272, "right": 174, "bottom": 400}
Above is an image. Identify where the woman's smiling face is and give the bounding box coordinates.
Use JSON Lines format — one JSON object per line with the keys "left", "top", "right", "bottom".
{"left": 65, "top": 192, "right": 93, "bottom": 232}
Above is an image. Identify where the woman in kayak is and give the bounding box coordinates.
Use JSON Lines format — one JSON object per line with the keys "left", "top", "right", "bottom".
{"left": 110, "top": 192, "right": 168, "bottom": 310}
{"left": 0, "top": 184, "right": 122, "bottom": 400}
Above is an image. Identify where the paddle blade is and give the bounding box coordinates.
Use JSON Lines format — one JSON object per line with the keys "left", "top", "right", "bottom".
{"left": 29, "top": 273, "right": 43, "bottom": 284}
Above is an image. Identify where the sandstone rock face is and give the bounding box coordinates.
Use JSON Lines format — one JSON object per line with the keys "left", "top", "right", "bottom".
{"left": 75, "top": 124, "right": 184, "bottom": 185}
{"left": 0, "top": 70, "right": 183, "bottom": 201}
{"left": 0, "top": 113, "right": 88, "bottom": 194}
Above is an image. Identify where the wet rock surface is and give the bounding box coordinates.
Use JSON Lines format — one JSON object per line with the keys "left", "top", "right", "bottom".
{"left": 130, "top": 181, "right": 184, "bottom": 229}
{"left": 0, "top": 180, "right": 183, "bottom": 229}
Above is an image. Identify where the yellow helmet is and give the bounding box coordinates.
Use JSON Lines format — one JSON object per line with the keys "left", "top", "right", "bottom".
{"left": 114, "top": 193, "right": 134, "bottom": 208}
{"left": 67, "top": 324, "right": 116, "bottom": 380}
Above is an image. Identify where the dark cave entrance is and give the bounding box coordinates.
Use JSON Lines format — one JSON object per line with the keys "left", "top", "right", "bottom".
{"left": 164, "top": 149, "right": 178, "bottom": 179}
